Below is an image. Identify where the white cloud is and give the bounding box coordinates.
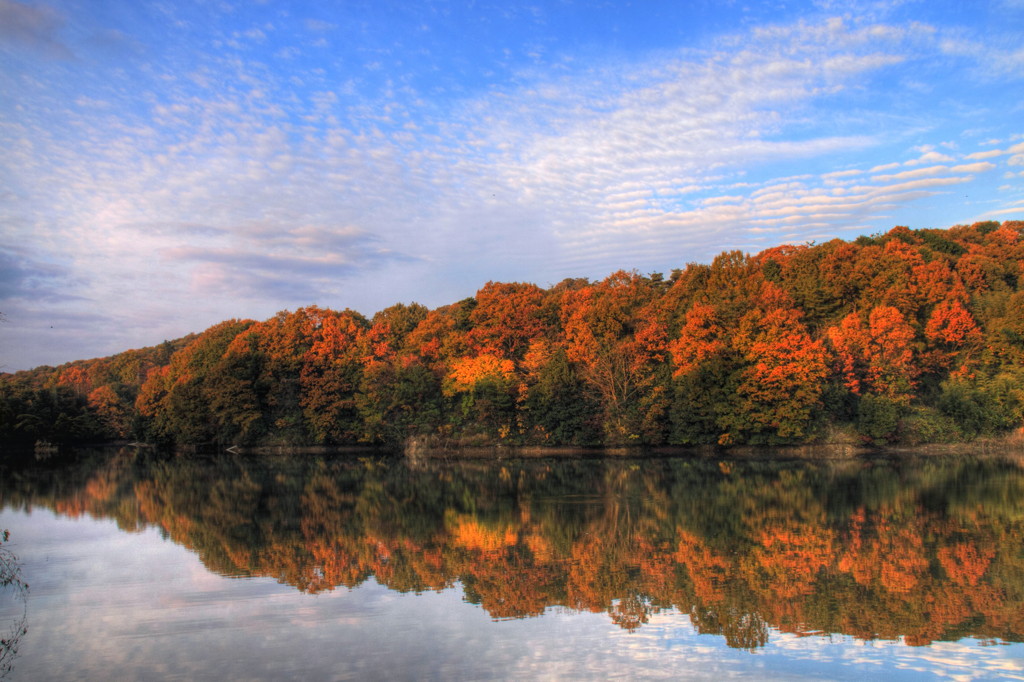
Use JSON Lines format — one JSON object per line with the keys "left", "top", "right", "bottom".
{"left": 906, "top": 151, "right": 954, "bottom": 166}
{"left": 965, "top": 149, "right": 1003, "bottom": 160}
{"left": 871, "top": 165, "right": 948, "bottom": 182}
{"left": 451, "top": 20, "right": 923, "bottom": 257}
{"left": 950, "top": 162, "right": 996, "bottom": 173}
{"left": 939, "top": 35, "right": 1024, "bottom": 78}
{"left": 822, "top": 169, "right": 864, "bottom": 182}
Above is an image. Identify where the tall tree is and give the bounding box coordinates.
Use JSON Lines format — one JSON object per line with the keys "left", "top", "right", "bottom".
{"left": 468, "top": 282, "right": 547, "bottom": 361}
{"left": 826, "top": 306, "right": 917, "bottom": 404}
{"left": 300, "top": 308, "right": 369, "bottom": 444}
{"left": 726, "top": 283, "right": 831, "bottom": 444}
{"left": 561, "top": 271, "right": 670, "bottom": 444}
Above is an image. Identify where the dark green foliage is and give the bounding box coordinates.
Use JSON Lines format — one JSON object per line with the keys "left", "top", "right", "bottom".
{"left": 900, "top": 406, "right": 963, "bottom": 445}
{"left": 358, "top": 362, "right": 444, "bottom": 445}
{"left": 0, "top": 382, "right": 106, "bottom": 447}
{"left": 522, "top": 347, "right": 600, "bottom": 445}
{"left": 937, "top": 378, "right": 1022, "bottom": 439}
{"left": 372, "top": 302, "right": 430, "bottom": 338}
{"left": 136, "top": 319, "right": 256, "bottom": 445}
{"left": 446, "top": 372, "right": 517, "bottom": 442}
{"left": 451, "top": 297, "right": 478, "bottom": 331}
{"left": 669, "top": 356, "right": 739, "bottom": 446}
{"left": 919, "top": 229, "right": 967, "bottom": 257}
{"left": 204, "top": 349, "right": 266, "bottom": 444}
{"left": 855, "top": 234, "right": 882, "bottom": 247}
{"left": 856, "top": 394, "right": 904, "bottom": 444}
{"left": 762, "top": 259, "right": 782, "bottom": 283}
{"left": 777, "top": 244, "right": 845, "bottom": 331}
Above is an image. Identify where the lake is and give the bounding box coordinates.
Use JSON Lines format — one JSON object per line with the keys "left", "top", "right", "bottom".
{"left": 2, "top": 448, "right": 1023, "bottom": 680}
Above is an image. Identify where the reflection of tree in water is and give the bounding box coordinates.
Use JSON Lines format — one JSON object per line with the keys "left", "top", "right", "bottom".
{"left": 4, "top": 449, "right": 1024, "bottom": 651}
{"left": 610, "top": 594, "right": 653, "bottom": 633}
{"left": 690, "top": 606, "right": 769, "bottom": 651}
{"left": 1, "top": 530, "right": 28, "bottom": 679}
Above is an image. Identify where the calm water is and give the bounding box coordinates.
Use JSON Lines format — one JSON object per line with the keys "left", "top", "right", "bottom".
{"left": 1, "top": 449, "right": 1024, "bottom": 680}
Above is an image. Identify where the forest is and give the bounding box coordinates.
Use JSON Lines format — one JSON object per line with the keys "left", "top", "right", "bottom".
{"left": 2, "top": 221, "right": 1023, "bottom": 451}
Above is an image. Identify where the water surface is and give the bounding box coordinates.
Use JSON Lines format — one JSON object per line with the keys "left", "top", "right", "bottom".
{"left": 2, "top": 449, "right": 1023, "bottom": 679}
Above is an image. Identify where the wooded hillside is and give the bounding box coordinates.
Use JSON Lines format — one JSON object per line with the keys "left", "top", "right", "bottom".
{"left": 3, "top": 221, "right": 1023, "bottom": 450}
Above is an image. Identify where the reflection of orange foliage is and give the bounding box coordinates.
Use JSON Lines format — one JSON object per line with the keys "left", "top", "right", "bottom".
{"left": 879, "top": 548, "right": 929, "bottom": 594}
{"left": 839, "top": 510, "right": 928, "bottom": 594}
{"left": 938, "top": 542, "right": 995, "bottom": 587}
{"left": 22, "top": 452, "right": 1024, "bottom": 650}
{"left": 443, "top": 514, "right": 563, "bottom": 620}
{"left": 565, "top": 535, "right": 613, "bottom": 614}
{"left": 422, "top": 547, "right": 444, "bottom": 570}
{"left": 635, "top": 536, "right": 676, "bottom": 598}
{"left": 85, "top": 475, "right": 116, "bottom": 502}
{"left": 450, "top": 516, "right": 517, "bottom": 553}
{"left": 752, "top": 523, "right": 834, "bottom": 599}
{"left": 460, "top": 555, "right": 559, "bottom": 620}
{"left": 306, "top": 539, "right": 373, "bottom": 591}
{"left": 53, "top": 497, "right": 87, "bottom": 518}
{"left": 525, "top": 533, "right": 552, "bottom": 562}
{"left": 675, "top": 530, "right": 732, "bottom": 605}
{"left": 54, "top": 467, "right": 120, "bottom": 518}
{"left": 134, "top": 480, "right": 161, "bottom": 522}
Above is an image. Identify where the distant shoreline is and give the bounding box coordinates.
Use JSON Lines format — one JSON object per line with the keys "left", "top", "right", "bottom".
{"left": 17, "top": 432, "right": 1024, "bottom": 463}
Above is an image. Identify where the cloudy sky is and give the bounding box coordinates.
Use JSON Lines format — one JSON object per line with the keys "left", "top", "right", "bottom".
{"left": 1, "top": 0, "right": 1023, "bottom": 371}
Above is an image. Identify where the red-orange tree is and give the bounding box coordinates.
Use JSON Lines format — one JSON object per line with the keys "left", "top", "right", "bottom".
{"left": 560, "top": 271, "right": 670, "bottom": 444}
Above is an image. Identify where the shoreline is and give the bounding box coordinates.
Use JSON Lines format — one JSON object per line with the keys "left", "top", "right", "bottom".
{"left": 399, "top": 440, "right": 1024, "bottom": 461}
{"left": 11, "top": 429, "right": 1024, "bottom": 462}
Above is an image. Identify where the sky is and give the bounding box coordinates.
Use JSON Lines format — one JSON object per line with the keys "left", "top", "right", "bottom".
{"left": 1, "top": 0, "right": 1023, "bottom": 372}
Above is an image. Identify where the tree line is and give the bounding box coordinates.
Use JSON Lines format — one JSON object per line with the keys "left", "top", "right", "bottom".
{"left": 2, "top": 220, "right": 1023, "bottom": 450}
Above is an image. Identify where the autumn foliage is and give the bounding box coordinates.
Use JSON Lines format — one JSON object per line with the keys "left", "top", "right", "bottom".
{"left": 3, "top": 221, "right": 1024, "bottom": 449}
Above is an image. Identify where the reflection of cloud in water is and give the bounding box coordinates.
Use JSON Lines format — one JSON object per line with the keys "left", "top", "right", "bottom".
{"left": 760, "top": 632, "right": 1024, "bottom": 681}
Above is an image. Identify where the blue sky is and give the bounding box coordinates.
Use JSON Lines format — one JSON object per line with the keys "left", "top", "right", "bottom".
{"left": 1, "top": 0, "right": 1023, "bottom": 371}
